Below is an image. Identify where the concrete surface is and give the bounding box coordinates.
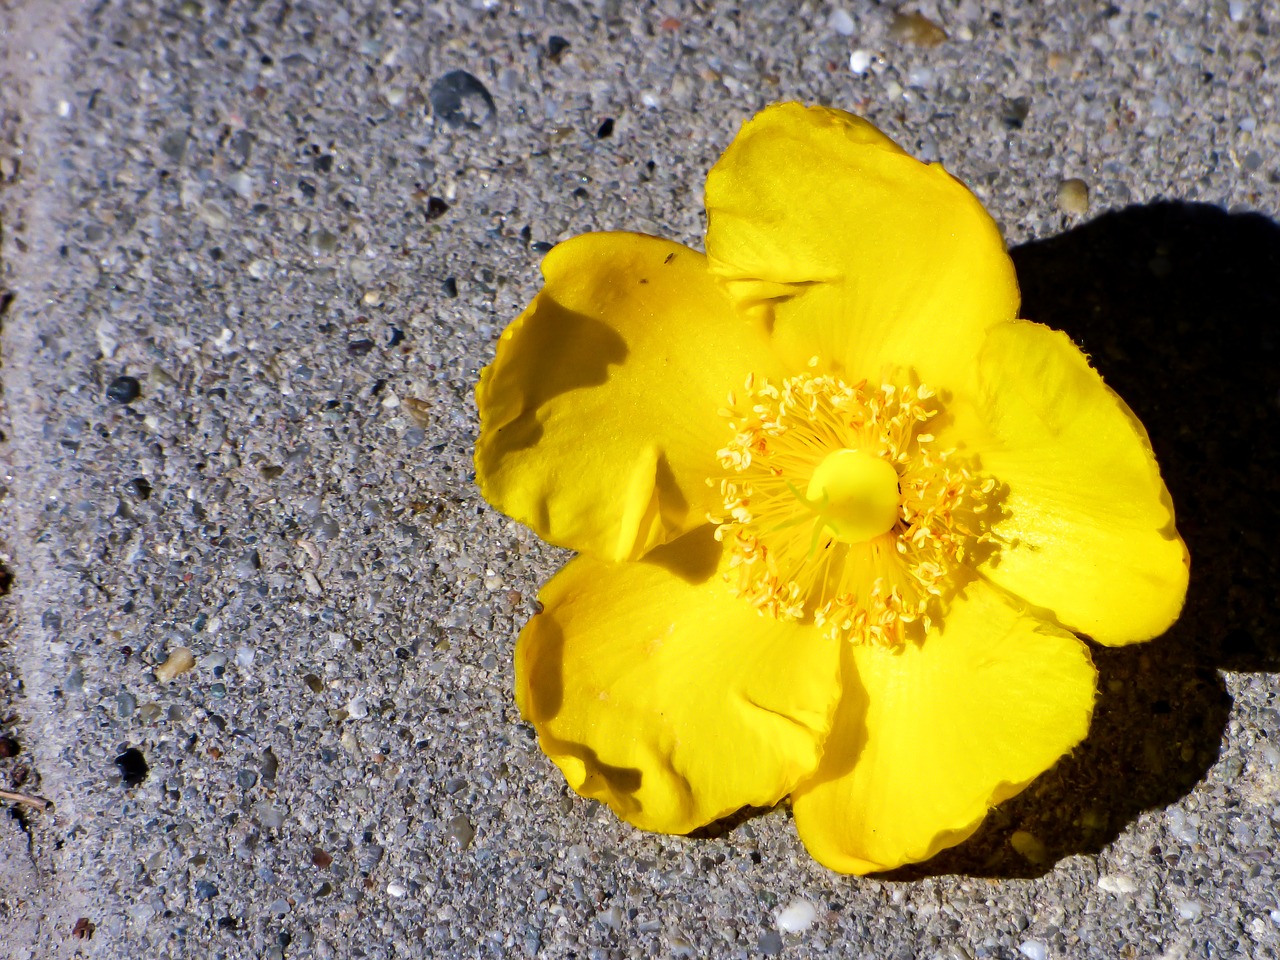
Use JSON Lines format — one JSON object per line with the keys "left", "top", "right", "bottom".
{"left": 1, "top": 1, "right": 1279, "bottom": 958}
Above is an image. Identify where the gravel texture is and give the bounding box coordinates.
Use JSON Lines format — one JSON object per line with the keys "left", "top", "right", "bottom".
{"left": 1, "top": 1, "right": 1279, "bottom": 958}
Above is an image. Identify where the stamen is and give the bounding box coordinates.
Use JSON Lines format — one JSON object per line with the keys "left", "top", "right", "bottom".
{"left": 709, "top": 372, "right": 998, "bottom": 647}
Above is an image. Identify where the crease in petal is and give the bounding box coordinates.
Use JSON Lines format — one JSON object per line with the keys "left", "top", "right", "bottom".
{"left": 791, "top": 580, "right": 1097, "bottom": 875}
{"left": 704, "top": 102, "right": 1020, "bottom": 385}
{"left": 515, "top": 528, "right": 842, "bottom": 835}
{"left": 476, "top": 232, "right": 783, "bottom": 562}
{"left": 946, "top": 320, "right": 1189, "bottom": 645}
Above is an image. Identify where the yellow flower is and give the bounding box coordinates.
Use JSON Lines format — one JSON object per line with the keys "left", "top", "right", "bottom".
{"left": 474, "top": 103, "right": 1189, "bottom": 874}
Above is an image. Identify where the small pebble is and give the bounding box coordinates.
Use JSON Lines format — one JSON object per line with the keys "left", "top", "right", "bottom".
{"left": 115, "top": 747, "right": 149, "bottom": 787}
{"left": 1010, "top": 830, "right": 1048, "bottom": 864}
{"left": 116, "top": 690, "right": 137, "bottom": 718}
{"left": 776, "top": 899, "right": 818, "bottom": 934}
{"left": 387, "top": 881, "right": 407, "bottom": 898}
{"left": 424, "top": 196, "right": 449, "bottom": 220}
{"left": 849, "top": 49, "right": 873, "bottom": 74}
{"left": 446, "top": 815, "right": 476, "bottom": 849}
{"left": 1057, "top": 178, "right": 1090, "bottom": 215}
{"left": 828, "top": 9, "right": 855, "bottom": 35}
{"left": 1098, "top": 873, "right": 1139, "bottom": 895}
{"left": 254, "top": 801, "right": 285, "bottom": 830}
{"left": 107, "top": 375, "right": 142, "bottom": 404}
{"left": 1019, "top": 940, "right": 1048, "bottom": 960}
{"left": 889, "top": 11, "right": 947, "bottom": 47}
{"left": 194, "top": 880, "right": 218, "bottom": 901}
{"left": 758, "top": 930, "right": 783, "bottom": 956}
{"left": 547, "top": 35, "right": 570, "bottom": 61}
{"left": 428, "top": 70, "right": 495, "bottom": 129}
{"left": 155, "top": 647, "right": 196, "bottom": 682}
{"left": 1174, "top": 897, "right": 1204, "bottom": 920}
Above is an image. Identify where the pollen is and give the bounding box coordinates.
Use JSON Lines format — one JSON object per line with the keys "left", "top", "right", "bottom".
{"left": 708, "top": 373, "right": 998, "bottom": 647}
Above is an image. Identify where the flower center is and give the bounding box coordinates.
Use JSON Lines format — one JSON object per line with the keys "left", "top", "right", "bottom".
{"left": 710, "top": 371, "right": 998, "bottom": 647}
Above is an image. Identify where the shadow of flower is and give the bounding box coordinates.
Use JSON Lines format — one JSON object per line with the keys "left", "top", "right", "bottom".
{"left": 886, "top": 200, "right": 1280, "bottom": 879}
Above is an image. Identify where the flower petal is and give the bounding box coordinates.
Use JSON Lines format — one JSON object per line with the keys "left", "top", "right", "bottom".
{"left": 791, "top": 582, "right": 1096, "bottom": 875}
{"left": 704, "top": 103, "right": 1019, "bottom": 385}
{"left": 476, "top": 232, "right": 782, "bottom": 561}
{"left": 515, "top": 528, "right": 842, "bottom": 835}
{"left": 955, "top": 320, "right": 1189, "bottom": 645}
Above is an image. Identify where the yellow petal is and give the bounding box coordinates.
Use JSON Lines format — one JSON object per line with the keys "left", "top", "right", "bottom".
{"left": 791, "top": 582, "right": 1096, "bottom": 875}
{"left": 954, "top": 321, "right": 1189, "bottom": 645}
{"left": 704, "top": 102, "right": 1019, "bottom": 385}
{"left": 515, "top": 529, "right": 841, "bottom": 835}
{"left": 476, "top": 232, "right": 781, "bottom": 561}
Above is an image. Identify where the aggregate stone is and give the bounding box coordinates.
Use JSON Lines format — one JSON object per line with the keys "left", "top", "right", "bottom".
{"left": 1, "top": 1, "right": 1279, "bottom": 959}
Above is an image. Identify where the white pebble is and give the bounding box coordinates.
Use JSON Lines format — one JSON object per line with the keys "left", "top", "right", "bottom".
{"left": 1174, "top": 897, "right": 1203, "bottom": 920}
{"left": 347, "top": 695, "right": 369, "bottom": 719}
{"left": 235, "top": 645, "right": 256, "bottom": 668}
{"left": 907, "top": 65, "right": 934, "bottom": 87}
{"left": 828, "top": 9, "right": 855, "bottom": 36}
{"left": 1098, "top": 873, "right": 1139, "bottom": 895}
{"left": 1166, "top": 807, "right": 1199, "bottom": 844}
{"left": 776, "top": 899, "right": 817, "bottom": 934}
{"left": 95, "top": 321, "right": 120, "bottom": 359}
{"left": 1228, "top": 0, "right": 1245, "bottom": 22}
{"left": 228, "top": 171, "right": 256, "bottom": 199}
{"left": 849, "top": 49, "right": 873, "bottom": 74}
{"left": 1019, "top": 940, "right": 1048, "bottom": 960}
{"left": 387, "top": 881, "right": 407, "bottom": 898}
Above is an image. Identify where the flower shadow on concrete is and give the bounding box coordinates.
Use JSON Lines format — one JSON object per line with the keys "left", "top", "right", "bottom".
{"left": 885, "top": 200, "right": 1280, "bottom": 879}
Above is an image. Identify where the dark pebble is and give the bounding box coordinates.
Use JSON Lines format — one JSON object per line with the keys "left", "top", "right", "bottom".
{"left": 115, "top": 747, "right": 149, "bottom": 787}
{"left": 442, "top": 277, "right": 458, "bottom": 298}
{"left": 125, "top": 477, "right": 152, "bottom": 500}
{"left": 758, "top": 931, "right": 783, "bottom": 956}
{"left": 530, "top": 241, "right": 554, "bottom": 254}
{"left": 347, "top": 339, "right": 376, "bottom": 356}
{"left": 314, "top": 154, "right": 334, "bottom": 173}
{"left": 428, "top": 70, "right": 495, "bottom": 129}
{"left": 547, "top": 35, "right": 570, "bottom": 61}
{"left": 195, "top": 880, "right": 218, "bottom": 901}
{"left": 0, "top": 735, "right": 19, "bottom": 758}
{"left": 1002, "top": 96, "right": 1031, "bottom": 130}
{"left": 387, "top": 327, "right": 405, "bottom": 347}
{"left": 596, "top": 118, "right": 615, "bottom": 139}
{"left": 424, "top": 196, "right": 449, "bottom": 221}
{"left": 106, "top": 376, "right": 141, "bottom": 404}
{"left": 237, "top": 768, "right": 258, "bottom": 790}
{"left": 260, "top": 748, "right": 279, "bottom": 783}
